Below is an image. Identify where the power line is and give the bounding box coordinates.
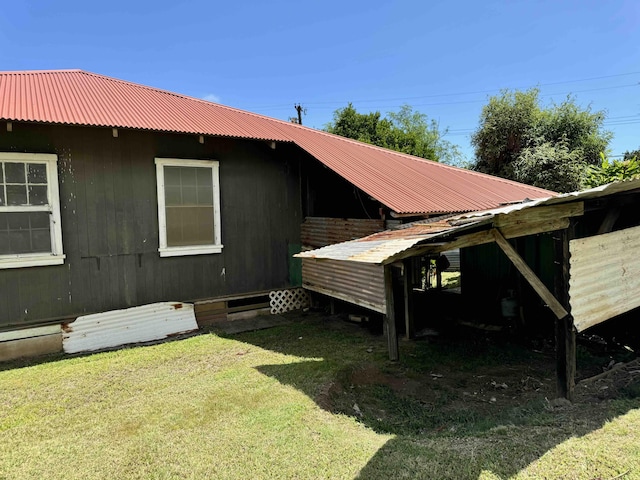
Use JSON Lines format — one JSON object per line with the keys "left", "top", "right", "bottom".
{"left": 250, "top": 70, "right": 640, "bottom": 110}
{"left": 251, "top": 82, "right": 638, "bottom": 115}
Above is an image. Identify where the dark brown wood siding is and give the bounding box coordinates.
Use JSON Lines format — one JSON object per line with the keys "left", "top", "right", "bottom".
{"left": 0, "top": 124, "right": 302, "bottom": 328}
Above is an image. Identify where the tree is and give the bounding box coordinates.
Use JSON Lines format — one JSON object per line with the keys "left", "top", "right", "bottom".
{"left": 623, "top": 148, "right": 640, "bottom": 161}
{"left": 471, "top": 88, "right": 612, "bottom": 192}
{"left": 325, "top": 103, "right": 463, "bottom": 164}
{"left": 512, "top": 141, "right": 585, "bottom": 193}
{"left": 471, "top": 88, "right": 541, "bottom": 179}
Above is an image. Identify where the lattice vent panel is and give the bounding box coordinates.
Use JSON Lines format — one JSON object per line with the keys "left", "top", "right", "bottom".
{"left": 269, "top": 288, "right": 310, "bottom": 314}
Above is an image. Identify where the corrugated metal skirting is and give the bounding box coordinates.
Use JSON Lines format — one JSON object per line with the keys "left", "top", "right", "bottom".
{"left": 62, "top": 302, "right": 199, "bottom": 354}
{"left": 302, "top": 258, "right": 385, "bottom": 313}
{"left": 569, "top": 224, "right": 640, "bottom": 332}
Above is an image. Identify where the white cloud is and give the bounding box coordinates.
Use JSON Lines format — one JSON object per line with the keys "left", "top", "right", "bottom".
{"left": 202, "top": 93, "right": 220, "bottom": 103}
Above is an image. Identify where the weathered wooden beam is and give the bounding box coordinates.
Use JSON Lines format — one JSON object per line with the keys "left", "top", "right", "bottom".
{"left": 384, "top": 265, "right": 399, "bottom": 361}
{"left": 423, "top": 217, "right": 571, "bottom": 256}
{"left": 492, "top": 229, "right": 569, "bottom": 320}
{"left": 382, "top": 209, "right": 578, "bottom": 265}
{"left": 494, "top": 202, "right": 584, "bottom": 228}
{"left": 554, "top": 227, "right": 576, "bottom": 401}
{"left": 597, "top": 208, "right": 620, "bottom": 234}
{"left": 403, "top": 259, "right": 415, "bottom": 340}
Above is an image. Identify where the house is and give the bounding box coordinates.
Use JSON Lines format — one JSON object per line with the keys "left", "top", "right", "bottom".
{"left": 0, "top": 69, "right": 552, "bottom": 359}
{"left": 297, "top": 179, "right": 640, "bottom": 399}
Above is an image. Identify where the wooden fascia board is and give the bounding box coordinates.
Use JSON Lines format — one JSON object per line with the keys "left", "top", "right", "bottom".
{"left": 399, "top": 216, "right": 571, "bottom": 259}
{"left": 380, "top": 201, "right": 584, "bottom": 265}
{"left": 493, "top": 201, "right": 584, "bottom": 229}
{"left": 492, "top": 229, "right": 569, "bottom": 319}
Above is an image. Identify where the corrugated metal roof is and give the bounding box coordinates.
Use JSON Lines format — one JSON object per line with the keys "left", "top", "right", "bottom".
{"left": 0, "top": 69, "right": 554, "bottom": 214}
{"left": 296, "top": 179, "right": 640, "bottom": 265}
{"left": 0, "top": 69, "right": 293, "bottom": 141}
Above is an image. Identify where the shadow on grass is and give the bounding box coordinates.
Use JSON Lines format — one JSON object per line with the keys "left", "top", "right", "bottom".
{"left": 236, "top": 312, "right": 640, "bottom": 479}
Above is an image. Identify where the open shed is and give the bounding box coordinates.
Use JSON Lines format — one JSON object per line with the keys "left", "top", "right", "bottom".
{"left": 297, "top": 179, "right": 640, "bottom": 399}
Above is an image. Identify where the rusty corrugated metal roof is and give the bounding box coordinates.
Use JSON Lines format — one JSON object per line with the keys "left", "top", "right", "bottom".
{"left": 296, "top": 215, "right": 488, "bottom": 264}
{"left": 296, "top": 179, "right": 640, "bottom": 265}
{"left": 0, "top": 69, "right": 554, "bottom": 214}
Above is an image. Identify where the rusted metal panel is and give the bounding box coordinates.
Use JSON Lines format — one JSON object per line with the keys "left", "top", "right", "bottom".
{"left": 296, "top": 195, "right": 593, "bottom": 266}
{"left": 302, "top": 258, "right": 385, "bottom": 313}
{"left": 301, "top": 217, "right": 384, "bottom": 248}
{"left": 62, "top": 302, "right": 198, "bottom": 354}
{"left": 569, "top": 224, "right": 640, "bottom": 332}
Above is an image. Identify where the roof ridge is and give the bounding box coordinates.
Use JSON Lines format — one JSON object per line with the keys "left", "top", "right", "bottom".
{"left": 0, "top": 69, "right": 83, "bottom": 74}
{"left": 71, "top": 70, "right": 321, "bottom": 134}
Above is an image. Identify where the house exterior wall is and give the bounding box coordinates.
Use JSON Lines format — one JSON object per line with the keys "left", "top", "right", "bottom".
{"left": 0, "top": 123, "right": 303, "bottom": 329}
{"left": 300, "top": 153, "right": 382, "bottom": 219}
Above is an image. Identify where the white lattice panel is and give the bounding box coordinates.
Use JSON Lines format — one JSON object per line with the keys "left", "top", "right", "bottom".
{"left": 269, "top": 288, "right": 310, "bottom": 314}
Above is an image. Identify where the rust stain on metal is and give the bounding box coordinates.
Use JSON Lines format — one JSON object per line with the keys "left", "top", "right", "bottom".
{"left": 301, "top": 217, "right": 384, "bottom": 248}
{"left": 172, "top": 303, "right": 184, "bottom": 309}
{"left": 60, "top": 323, "right": 73, "bottom": 333}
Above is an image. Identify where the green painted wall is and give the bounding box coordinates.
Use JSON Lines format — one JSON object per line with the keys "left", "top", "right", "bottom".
{"left": 460, "top": 233, "right": 556, "bottom": 325}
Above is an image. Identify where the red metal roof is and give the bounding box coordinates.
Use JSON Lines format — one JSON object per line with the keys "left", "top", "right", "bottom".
{"left": 0, "top": 69, "right": 555, "bottom": 214}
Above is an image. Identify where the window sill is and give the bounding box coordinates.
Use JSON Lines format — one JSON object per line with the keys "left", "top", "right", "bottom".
{"left": 0, "top": 254, "right": 66, "bottom": 269}
{"left": 159, "top": 245, "right": 224, "bottom": 257}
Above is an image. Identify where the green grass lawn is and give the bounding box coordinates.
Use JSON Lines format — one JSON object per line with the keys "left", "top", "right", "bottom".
{"left": 1, "top": 313, "right": 640, "bottom": 480}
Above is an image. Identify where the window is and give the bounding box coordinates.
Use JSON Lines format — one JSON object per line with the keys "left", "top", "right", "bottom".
{"left": 0, "top": 153, "right": 65, "bottom": 269}
{"left": 155, "top": 158, "right": 222, "bottom": 257}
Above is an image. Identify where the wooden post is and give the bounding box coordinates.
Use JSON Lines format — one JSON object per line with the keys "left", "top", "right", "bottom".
{"left": 554, "top": 226, "right": 576, "bottom": 401}
{"left": 384, "top": 265, "right": 399, "bottom": 361}
{"left": 403, "top": 259, "right": 415, "bottom": 340}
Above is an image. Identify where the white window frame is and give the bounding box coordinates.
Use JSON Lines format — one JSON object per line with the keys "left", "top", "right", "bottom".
{"left": 0, "top": 152, "right": 65, "bottom": 269}
{"left": 155, "top": 158, "right": 223, "bottom": 257}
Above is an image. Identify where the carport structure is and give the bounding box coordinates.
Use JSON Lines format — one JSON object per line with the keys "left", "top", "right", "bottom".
{"left": 297, "top": 179, "right": 640, "bottom": 400}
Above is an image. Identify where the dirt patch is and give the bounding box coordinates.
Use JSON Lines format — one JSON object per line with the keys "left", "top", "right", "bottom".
{"left": 315, "top": 322, "right": 640, "bottom": 435}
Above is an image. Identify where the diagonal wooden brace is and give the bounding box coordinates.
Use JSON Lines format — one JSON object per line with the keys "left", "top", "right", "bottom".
{"left": 492, "top": 228, "right": 569, "bottom": 320}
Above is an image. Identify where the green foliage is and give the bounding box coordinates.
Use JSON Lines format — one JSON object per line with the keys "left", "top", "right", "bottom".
{"left": 471, "top": 88, "right": 611, "bottom": 192}
{"left": 512, "top": 141, "right": 585, "bottom": 193}
{"left": 471, "top": 88, "right": 542, "bottom": 178}
{"left": 325, "top": 103, "right": 463, "bottom": 164}
{"left": 584, "top": 153, "right": 640, "bottom": 188}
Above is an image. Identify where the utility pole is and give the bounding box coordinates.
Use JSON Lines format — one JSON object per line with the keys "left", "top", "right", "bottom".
{"left": 290, "top": 104, "right": 306, "bottom": 125}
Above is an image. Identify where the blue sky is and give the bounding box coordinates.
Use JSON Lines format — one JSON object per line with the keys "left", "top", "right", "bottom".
{"left": 1, "top": 0, "right": 638, "bottom": 162}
